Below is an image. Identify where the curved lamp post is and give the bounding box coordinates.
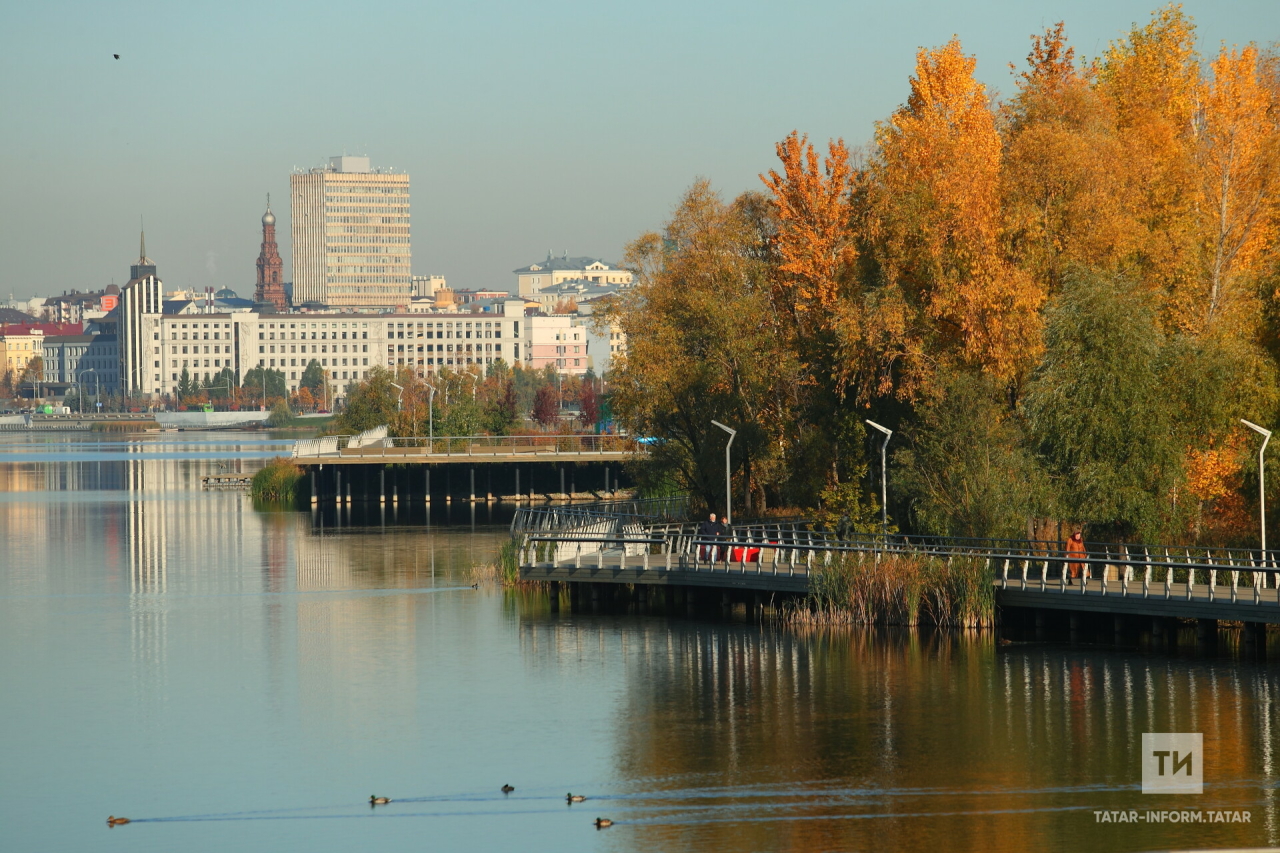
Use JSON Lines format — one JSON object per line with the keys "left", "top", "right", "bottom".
{"left": 866, "top": 419, "right": 893, "bottom": 539}
{"left": 1242, "top": 419, "right": 1272, "bottom": 563}
{"left": 710, "top": 420, "right": 736, "bottom": 525}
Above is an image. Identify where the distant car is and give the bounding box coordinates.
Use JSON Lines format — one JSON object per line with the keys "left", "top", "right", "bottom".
{"left": 317, "top": 409, "right": 331, "bottom": 414}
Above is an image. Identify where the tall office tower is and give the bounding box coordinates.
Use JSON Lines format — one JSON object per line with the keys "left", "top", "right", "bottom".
{"left": 120, "top": 231, "right": 162, "bottom": 397}
{"left": 253, "top": 197, "right": 288, "bottom": 312}
{"left": 290, "top": 155, "right": 411, "bottom": 308}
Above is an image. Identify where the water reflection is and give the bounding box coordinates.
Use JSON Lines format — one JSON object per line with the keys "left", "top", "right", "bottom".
{"left": 4, "top": 434, "right": 1280, "bottom": 853}
{"left": 516, "top": 616, "right": 1280, "bottom": 852}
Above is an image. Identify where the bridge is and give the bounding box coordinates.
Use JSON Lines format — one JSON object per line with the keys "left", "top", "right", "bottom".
{"left": 515, "top": 504, "right": 1278, "bottom": 646}
{"left": 293, "top": 428, "right": 642, "bottom": 503}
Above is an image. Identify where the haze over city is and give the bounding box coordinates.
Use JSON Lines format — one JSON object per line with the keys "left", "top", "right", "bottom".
{"left": 1, "top": 0, "right": 1272, "bottom": 301}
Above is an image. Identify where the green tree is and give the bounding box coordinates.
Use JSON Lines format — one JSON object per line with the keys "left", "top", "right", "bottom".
{"left": 299, "top": 360, "right": 325, "bottom": 395}
{"left": 335, "top": 365, "right": 397, "bottom": 433}
{"left": 894, "top": 369, "right": 1046, "bottom": 538}
{"left": 267, "top": 399, "right": 295, "bottom": 427}
{"left": 1023, "top": 272, "right": 1181, "bottom": 540}
{"left": 176, "top": 367, "right": 194, "bottom": 400}
{"left": 242, "top": 367, "right": 287, "bottom": 403}
{"left": 483, "top": 379, "right": 518, "bottom": 435}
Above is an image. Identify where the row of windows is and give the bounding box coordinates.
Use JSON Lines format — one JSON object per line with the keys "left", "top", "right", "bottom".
{"left": 389, "top": 343, "right": 503, "bottom": 354}
{"left": 260, "top": 344, "right": 368, "bottom": 354}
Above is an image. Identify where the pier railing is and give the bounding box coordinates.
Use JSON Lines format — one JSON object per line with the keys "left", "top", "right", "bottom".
{"left": 293, "top": 433, "right": 641, "bottom": 459}
{"left": 522, "top": 527, "right": 1280, "bottom": 606}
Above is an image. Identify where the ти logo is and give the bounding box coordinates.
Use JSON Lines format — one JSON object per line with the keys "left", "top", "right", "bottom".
{"left": 1142, "top": 733, "right": 1203, "bottom": 794}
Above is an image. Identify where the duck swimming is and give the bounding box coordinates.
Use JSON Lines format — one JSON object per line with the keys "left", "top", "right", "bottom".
{"left": 370, "top": 796, "right": 391, "bottom": 806}
{"left": 501, "top": 784, "right": 514, "bottom": 794}
{"left": 106, "top": 816, "right": 130, "bottom": 827}
{"left": 567, "top": 793, "right": 586, "bottom": 803}
{"left": 594, "top": 818, "right": 613, "bottom": 828}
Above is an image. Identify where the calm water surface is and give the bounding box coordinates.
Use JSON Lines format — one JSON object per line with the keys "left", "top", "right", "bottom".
{"left": 2, "top": 432, "right": 1279, "bottom": 852}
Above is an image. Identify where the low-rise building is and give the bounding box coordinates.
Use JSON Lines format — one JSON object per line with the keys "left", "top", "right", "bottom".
{"left": 42, "top": 334, "right": 120, "bottom": 394}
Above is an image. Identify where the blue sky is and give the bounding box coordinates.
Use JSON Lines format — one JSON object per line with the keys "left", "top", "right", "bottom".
{"left": 0, "top": 0, "right": 1274, "bottom": 301}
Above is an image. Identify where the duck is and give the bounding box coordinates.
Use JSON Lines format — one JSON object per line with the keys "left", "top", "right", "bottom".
{"left": 567, "top": 793, "right": 586, "bottom": 803}
{"left": 594, "top": 817, "right": 613, "bottom": 828}
{"left": 106, "top": 816, "right": 130, "bottom": 827}
{"left": 501, "top": 784, "right": 514, "bottom": 794}
{"left": 369, "top": 796, "right": 391, "bottom": 806}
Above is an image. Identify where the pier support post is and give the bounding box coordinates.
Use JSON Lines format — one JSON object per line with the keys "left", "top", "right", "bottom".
{"left": 336, "top": 470, "right": 342, "bottom": 506}
{"left": 1069, "top": 612, "right": 1080, "bottom": 643}
{"left": 1035, "top": 610, "right": 1046, "bottom": 641}
{"left": 560, "top": 467, "right": 565, "bottom": 499}
{"left": 470, "top": 468, "right": 475, "bottom": 504}
{"left": 1196, "top": 618, "right": 1218, "bottom": 650}
{"left": 548, "top": 581, "right": 560, "bottom": 613}
{"left": 425, "top": 468, "right": 430, "bottom": 503}
{"left": 516, "top": 468, "right": 520, "bottom": 502}
{"left": 379, "top": 469, "right": 385, "bottom": 505}
{"left": 1113, "top": 614, "right": 1125, "bottom": 646}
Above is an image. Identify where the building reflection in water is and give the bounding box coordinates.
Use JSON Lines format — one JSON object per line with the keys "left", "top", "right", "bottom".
{"left": 516, "top": 617, "right": 1280, "bottom": 852}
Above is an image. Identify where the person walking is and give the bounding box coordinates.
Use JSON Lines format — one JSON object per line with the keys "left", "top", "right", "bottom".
{"left": 698, "top": 512, "right": 719, "bottom": 561}
{"left": 1065, "top": 528, "right": 1087, "bottom": 584}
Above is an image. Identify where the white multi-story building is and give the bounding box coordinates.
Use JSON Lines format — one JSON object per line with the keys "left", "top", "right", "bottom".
{"left": 513, "top": 253, "right": 632, "bottom": 297}
{"left": 291, "top": 156, "right": 412, "bottom": 309}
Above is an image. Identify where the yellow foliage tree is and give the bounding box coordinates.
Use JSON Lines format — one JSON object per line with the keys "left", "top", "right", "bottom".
{"left": 869, "top": 37, "right": 1044, "bottom": 387}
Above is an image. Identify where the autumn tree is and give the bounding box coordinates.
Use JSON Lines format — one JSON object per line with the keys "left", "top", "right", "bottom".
{"left": 1002, "top": 23, "right": 1139, "bottom": 293}
{"left": 868, "top": 37, "right": 1044, "bottom": 387}
{"left": 531, "top": 384, "right": 559, "bottom": 426}
{"left": 1095, "top": 4, "right": 1202, "bottom": 326}
{"left": 606, "top": 180, "right": 796, "bottom": 512}
{"left": 1196, "top": 45, "right": 1280, "bottom": 329}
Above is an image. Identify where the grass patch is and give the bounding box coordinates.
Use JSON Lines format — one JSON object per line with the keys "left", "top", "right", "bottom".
{"left": 251, "top": 457, "right": 305, "bottom": 505}
{"left": 786, "top": 551, "right": 995, "bottom": 628}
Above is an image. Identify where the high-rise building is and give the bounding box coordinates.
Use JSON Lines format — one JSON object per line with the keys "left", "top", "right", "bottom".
{"left": 253, "top": 197, "right": 288, "bottom": 312}
{"left": 290, "top": 156, "right": 411, "bottom": 309}
{"left": 119, "top": 232, "right": 162, "bottom": 397}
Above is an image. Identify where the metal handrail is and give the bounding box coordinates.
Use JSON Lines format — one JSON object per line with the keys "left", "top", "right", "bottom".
{"left": 293, "top": 433, "right": 642, "bottom": 459}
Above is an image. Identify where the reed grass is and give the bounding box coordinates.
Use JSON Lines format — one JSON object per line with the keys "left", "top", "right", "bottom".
{"left": 251, "top": 457, "right": 305, "bottom": 505}
{"left": 786, "top": 551, "right": 995, "bottom": 628}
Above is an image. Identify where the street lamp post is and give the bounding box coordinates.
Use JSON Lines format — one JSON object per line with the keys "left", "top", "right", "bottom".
{"left": 1242, "top": 419, "right": 1272, "bottom": 562}
{"left": 425, "top": 381, "right": 437, "bottom": 445}
{"left": 865, "top": 419, "right": 893, "bottom": 539}
{"left": 710, "top": 420, "right": 737, "bottom": 525}
{"left": 79, "top": 369, "right": 99, "bottom": 414}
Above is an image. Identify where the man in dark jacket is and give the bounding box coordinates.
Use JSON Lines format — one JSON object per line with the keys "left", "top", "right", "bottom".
{"left": 698, "top": 513, "right": 719, "bottom": 561}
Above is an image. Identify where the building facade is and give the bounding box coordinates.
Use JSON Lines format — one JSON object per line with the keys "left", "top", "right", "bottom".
{"left": 42, "top": 334, "right": 119, "bottom": 394}
{"left": 513, "top": 253, "right": 632, "bottom": 297}
{"left": 290, "top": 156, "right": 412, "bottom": 309}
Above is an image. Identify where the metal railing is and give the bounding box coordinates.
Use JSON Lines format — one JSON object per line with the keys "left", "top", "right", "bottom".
{"left": 292, "top": 433, "right": 641, "bottom": 459}
{"left": 511, "top": 496, "right": 689, "bottom": 534}
{"left": 521, "top": 529, "right": 1280, "bottom": 606}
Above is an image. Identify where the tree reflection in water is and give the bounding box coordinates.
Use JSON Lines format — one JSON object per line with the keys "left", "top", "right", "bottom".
{"left": 517, "top": 614, "right": 1280, "bottom": 853}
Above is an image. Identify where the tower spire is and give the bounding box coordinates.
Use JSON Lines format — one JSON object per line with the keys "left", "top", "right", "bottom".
{"left": 139, "top": 217, "right": 146, "bottom": 263}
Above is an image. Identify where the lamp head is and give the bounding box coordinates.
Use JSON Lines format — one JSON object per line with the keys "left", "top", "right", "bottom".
{"left": 1242, "top": 419, "right": 1272, "bottom": 439}
{"left": 865, "top": 419, "right": 893, "bottom": 437}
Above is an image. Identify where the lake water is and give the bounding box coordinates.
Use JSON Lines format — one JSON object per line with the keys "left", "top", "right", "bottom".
{"left": 2, "top": 432, "right": 1279, "bottom": 852}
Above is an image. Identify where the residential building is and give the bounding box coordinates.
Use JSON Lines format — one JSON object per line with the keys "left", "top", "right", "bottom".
{"left": 42, "top": 334, "right": 119, "bottom": 394}
{"left": 0, "top": 322, "right": 83, "bottom": 377}
{"left": 253, "top": 198, "right": 288, "bottom": 312}
{"left": 42, "top": 285, "right": 120, "bottom": 324}
{"left": 290, "top": 156, "right": 412, "bottom": 309}
{"left": 513, "top": 253, "right": 632, "bottom": 297}
{"left": 520, "top": 313, "right": 590, "bottom": 376}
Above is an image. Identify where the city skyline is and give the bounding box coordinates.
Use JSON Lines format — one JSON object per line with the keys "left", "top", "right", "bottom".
{"left": 1, "top": 0, "right": 1274, "bottom": 301}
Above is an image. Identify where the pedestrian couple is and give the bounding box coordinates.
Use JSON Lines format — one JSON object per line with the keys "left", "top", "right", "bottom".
{"left": 698, "top": 512, "right": 728, "bottom": 561}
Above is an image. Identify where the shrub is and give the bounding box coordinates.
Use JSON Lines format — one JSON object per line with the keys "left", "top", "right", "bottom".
{"left": 251, "top": 457, "right": 305, "bottom": 504}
